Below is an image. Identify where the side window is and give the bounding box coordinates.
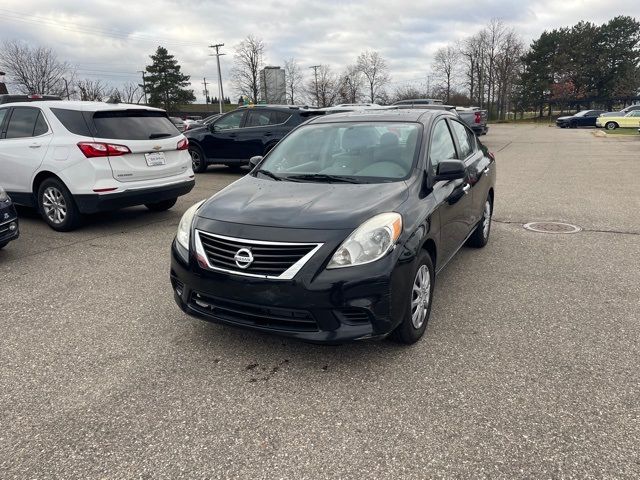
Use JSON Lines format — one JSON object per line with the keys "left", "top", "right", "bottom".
{"left": 33, "top": 112, "right": 49, "bottom": 136}
{"left": 245, "top": 110, "right": 272, "bottom": 127}
{"left": 5, "top": 107, "right": 40, "bottom": 139}
{"left": 214, "top": 111, "right": 244, "bottom": 130}
{"left": 50, "top": 108, "right": 92, "bottom": 136}
{"left": 0, "top": 108, "right": 8, "bottom": 134}
{"left": 429, "top": 120, "right": 457, "bottom": 174}
{"left": 272, "top": 111, "right": 291, "bottom": 124}
{"left": 450, "top": 120, "right": 473, "bottom": 159}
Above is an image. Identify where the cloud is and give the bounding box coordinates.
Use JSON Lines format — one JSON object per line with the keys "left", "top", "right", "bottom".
{"left": 0, "top": 0, "right": 638, "bottom": 101}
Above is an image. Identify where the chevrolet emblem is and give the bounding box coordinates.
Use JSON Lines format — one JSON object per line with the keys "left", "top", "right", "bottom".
{"left": 153, "top": 145, "right": 162, "bottom": 151}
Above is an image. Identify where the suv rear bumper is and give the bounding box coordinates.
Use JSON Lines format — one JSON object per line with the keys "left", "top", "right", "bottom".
{"left": 74, "top": 179, "right": 195, "bottom": 213}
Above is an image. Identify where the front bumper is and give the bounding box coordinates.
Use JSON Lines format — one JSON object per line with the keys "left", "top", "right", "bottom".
{"left": 169, "top": 227, "right": 415, "bottom": 343}
{"left": 0, "top": 202, "right": 20, "bottom": 245}
{"left": 74, "top": 179, "right": 195, "bottom": 214}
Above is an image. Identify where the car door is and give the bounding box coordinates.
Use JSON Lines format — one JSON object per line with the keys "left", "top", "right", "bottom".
{"left": 428, "top": 118, "right": 475, "bottom": 265}
{"left": 0, "top": 106, "right": 52, "bottom": 194}
{"left": 621, "top": 111, "right": 640, "bottom": 128}
{"left": 449, "top": 119, "right": 489, "bottom": 230}
{"left": 201, "top": 110, "right": 246, "bottom": 161}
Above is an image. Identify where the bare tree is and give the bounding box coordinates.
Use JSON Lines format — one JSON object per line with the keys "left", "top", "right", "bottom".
{"left": 0, "top": 40, "right": 71, "bottom": 95}
{"left": 356, "top": 50, "right": 391, "bottom": 103}
{"left": 305, "top": 65, "right": 339, "bottom": 107}
{"left": 284, "top": 58, "right": 304, "bottom": 105}
{"left": 76, "top": 79, "right": 107, "bottom": 101}
{"left": 339, "top": 65, "right": 363, "bottom": 103}
{"left": 120, "top": 82, "right": 144, "bottom": 104}
{"left": 432, "top": 45, "right": 460, "bottom": 103}
{"left": 231, "top": 36, "right": 265, "bottom": 103}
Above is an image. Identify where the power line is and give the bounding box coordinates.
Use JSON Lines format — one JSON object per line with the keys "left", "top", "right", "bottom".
{"left": 0, "top": 8, "right": 205, "bottom": 48}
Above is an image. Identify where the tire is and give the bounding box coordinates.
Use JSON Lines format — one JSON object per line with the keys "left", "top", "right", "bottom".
{"left": 605, "top": 122, "right": 618, "bottom": 131}
{"left": 145, "top": 198, "right": 177, "bottom": 212}
{"left": 570, "top": 122, "right": 577, "bottom": 129}
{"left": 391, "top": 251, "right": 434, "bottom": 345}
{"left": 467, "top": 195, "right": 492, "bottom": 248}
{"left": 189, "top": 145, "right": 207, "bottom": 173}
{"left": 37, "top": 178, "right": 81, "bottom": 231}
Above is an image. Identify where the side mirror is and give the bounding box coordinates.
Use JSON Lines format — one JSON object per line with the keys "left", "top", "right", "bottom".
{"left": 249, "top": 156, "right": 263, "bottom": 169}
{"left": 433, "top": 159, "right": 466, "bottom": 182}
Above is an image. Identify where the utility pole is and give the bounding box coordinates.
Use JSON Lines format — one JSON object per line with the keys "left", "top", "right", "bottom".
{"left": 310, "top": 65, "right": 320, "bottom": 107}
{"left": 209, "top": 43, "right": 225, "bottom": 114}
{"left": 138, "top": 70, "right": 148, "bottom": 104}
{"left": 202, "top": 77, "right": 210, "bottom": 106}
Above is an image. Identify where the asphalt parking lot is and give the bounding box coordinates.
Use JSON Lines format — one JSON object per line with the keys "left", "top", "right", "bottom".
{"left": 1, "top": 124, "right": 639, "bottom": 478}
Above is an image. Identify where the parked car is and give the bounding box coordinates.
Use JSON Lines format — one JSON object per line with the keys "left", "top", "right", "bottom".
{"left": 170, "top": 116, "right": 187, "bottom": 132}
{"left": 595, "top": 110, "right": 640, "bottom": 130}
{"left": 0, "top": 100, "right": 194, "bottom": 231}
{"left": 185, "top": 105, "right": 325, "bottom": 173}
{"left": 0, "top": 187, "right": 19, "bottom": 249}
{"left": 170, "top": 109, "right": 495, "bottom": 344}
{"left": 599, "top": 105, "right": 640, "bottom": 118}
{"left": 455, "top": 107, "right": 489, "bottom": 136}
{"left": 556, "top": 110, "right": 605, "bottom": 128}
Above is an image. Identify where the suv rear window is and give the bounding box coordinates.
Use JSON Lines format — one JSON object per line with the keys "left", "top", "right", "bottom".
{"left": 92, "top": 110, "right": 179, "bottom": 140}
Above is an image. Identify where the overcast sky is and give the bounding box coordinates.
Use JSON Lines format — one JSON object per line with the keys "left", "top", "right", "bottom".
{"left": 1, "top": 0, "right": 638, "bottom": 102}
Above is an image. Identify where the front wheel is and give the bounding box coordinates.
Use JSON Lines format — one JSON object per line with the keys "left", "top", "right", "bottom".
{"left": 37, "top": 178, "right": 81, "bottom": 231}
{"left": 391, "top": 251, "right": 434, "bottom": 344}
{"left": 467, "top": 196, "right": 492, "bottom": 248}
{"left": 605, "top": 122, "right": 618, "bottom": 131}
{"left": 145, "top": 198, "right": 177, "bottom": 212}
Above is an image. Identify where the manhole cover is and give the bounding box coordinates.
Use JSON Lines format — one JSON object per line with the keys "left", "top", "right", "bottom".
{"left": 523, "top": 222, "right": 582, "bottom": 234}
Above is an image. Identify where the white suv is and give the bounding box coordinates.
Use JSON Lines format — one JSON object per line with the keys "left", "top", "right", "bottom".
{"left": 0, "top": 100, "right": 195, "bottom": 231}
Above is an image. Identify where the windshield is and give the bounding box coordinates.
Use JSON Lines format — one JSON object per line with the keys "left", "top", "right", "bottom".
{"left": 257, "top": 122, "right": 421, "bottom": 183}
{"left": 574, "top": 111, "right": 590, "bottom": 117}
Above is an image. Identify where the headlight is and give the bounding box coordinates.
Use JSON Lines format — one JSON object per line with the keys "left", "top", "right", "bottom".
{"left": 0, "top": 187, "right": 8, "bottom": 203}
{"left": 176, "top": 200, "right": 206, "bottom": 250}
{"left": 328, "top": 212, "right": 402, "bottom": 268}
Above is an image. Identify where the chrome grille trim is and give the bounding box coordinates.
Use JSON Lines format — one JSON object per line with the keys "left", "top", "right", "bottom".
{"left": 194, "top": 230, "right": 323, "bottom": 280}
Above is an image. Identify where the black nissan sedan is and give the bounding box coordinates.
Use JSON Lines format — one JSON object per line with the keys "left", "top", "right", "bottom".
{"left": 556, "top": 110, "right": 605, "bottom": 128}
{"left": 170, "top": 110, "right": 496, "bottom": 344}
{"left": 0, "top": 187, "right": 19, "bottom": 249}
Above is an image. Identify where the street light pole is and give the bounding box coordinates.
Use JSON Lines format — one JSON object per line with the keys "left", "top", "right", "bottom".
{"left": 209, "top": 44, "right": 226, "bottom": 114}
{"left": 138, "top": 70, "right": 148, "bottom": 104}
{"left": 310, "top": 65, "right": 320, "bottom": 107}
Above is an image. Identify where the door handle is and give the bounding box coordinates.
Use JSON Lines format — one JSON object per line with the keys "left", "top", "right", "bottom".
{"left": 462, "top": 183, "right": 471, "bottom": 194}
{"left": 29, "top": 143, "right": 42, "bottom": 149}
{"left": 264, "top": 132, "right": 273, "bottom": 137}
{"left": 228, "top": 133, "right": 237, "bottom": 138}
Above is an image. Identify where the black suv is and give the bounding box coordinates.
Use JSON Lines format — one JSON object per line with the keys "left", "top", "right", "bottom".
{"left": 184, "top": 105, "right": 324, "bottom": 172}
{"left": 0, "top": 188, "right": 19, "bottom": 249}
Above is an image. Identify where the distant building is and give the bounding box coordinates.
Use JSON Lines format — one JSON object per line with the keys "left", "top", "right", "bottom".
{"left": 260, "top": 66, "right": 286, "bottom": 104}
{"left": 0, "top": 72, "right": 8, "bottom": 95}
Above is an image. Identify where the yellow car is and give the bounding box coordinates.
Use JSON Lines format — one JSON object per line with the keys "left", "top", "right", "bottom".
{"left": 596, "top": 111, "right": 640, "bottom": 130}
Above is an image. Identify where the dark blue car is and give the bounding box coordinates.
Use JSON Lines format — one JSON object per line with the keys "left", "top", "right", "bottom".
{"left": 0, "top": 187, "right": 19, "bottom": 250}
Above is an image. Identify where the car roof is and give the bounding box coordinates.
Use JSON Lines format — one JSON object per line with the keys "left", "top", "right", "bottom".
{"left": 0, "top": 100, "right": 164, "bottom": 113}
{"left": 236, "top": 104, "right": 312, "bottom": 111}
{"left": 308, "top": 108, "right": 451, "bottom": 124}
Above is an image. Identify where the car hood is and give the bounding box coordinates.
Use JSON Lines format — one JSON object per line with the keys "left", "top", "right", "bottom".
{"left": 197, "top": 175, "right": 409, "bottom": 230}
{"left": 557, "top": 116, "right": 573, "bottom": 121}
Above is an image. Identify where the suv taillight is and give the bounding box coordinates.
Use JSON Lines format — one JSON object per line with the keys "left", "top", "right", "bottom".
{"left": 177, "top": 138, "right": 189, "bottom": 150}
{"left": 474, "top": 112, "right": 482, "bottom": 124}
{"left": 77, "top": 142, "right": 131, "bottom": 158}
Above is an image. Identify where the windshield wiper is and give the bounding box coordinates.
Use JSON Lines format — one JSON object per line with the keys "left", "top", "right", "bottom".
{"left": 149, "top": 132, "right": 172, "bottom": 139}
{"left": 255, "top": 169, "right": 282, "bottom": 181}
{"left": 285, "top": 173, "right": 360, "bottom": 184}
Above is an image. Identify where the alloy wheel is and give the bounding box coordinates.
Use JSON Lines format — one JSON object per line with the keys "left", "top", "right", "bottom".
{"left": 482, "top": 200, "right": 491, "bottom": 239}
{"left": 190, "top": 149, "right": 201, "bottom": 170}
{"left": 42, "top": 187, "right": 67, "bottom": 224}
{"left": 411, "top": 265, "right": 431, "bottom": 329}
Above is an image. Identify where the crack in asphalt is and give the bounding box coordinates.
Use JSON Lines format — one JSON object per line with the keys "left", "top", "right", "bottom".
{"left": 493, "top": 219, "right": 640, "bottom": 236}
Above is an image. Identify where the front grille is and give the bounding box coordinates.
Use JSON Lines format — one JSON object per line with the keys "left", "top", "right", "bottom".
{"left": 334, "top": 308, "right": 372, "bottom": 325}
{"left": 0, "top": 219, "right": 17, "bottom": 239}
{"left": 189, "top": 292, "right": 318, "bottom": 332}
{"left": 196, "top": 231, "right": 322, "bottom": 279}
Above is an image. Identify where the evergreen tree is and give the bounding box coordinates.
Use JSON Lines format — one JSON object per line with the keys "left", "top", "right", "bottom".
{"left": 144, "top": 46, "right": 195, "bottom": 112}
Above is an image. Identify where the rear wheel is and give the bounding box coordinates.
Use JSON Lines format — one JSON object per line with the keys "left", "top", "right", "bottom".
{"left": 145, "top": 198, "right": 177, "bottom": 212}
{"left": 189, "top": 145, "right": 207, "bottom": 173}
{"left": 605, "top": 122, "right": 618, "bottom": 131}
{"left": 391, "top": 251, "right": 434, "bottom": 344}
{"left": 467, "top": 196, "right": 492, "bottom": 248}
{"left": 37, "top": 178, "right": 81, "bottom": 231}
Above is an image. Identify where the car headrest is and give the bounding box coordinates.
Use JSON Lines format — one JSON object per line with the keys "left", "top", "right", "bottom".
{"left": 380, "top": 132, "right": 399, "bottom": 147}
{"left": 342, "top": 127, "right": 375, "bottom": 151}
